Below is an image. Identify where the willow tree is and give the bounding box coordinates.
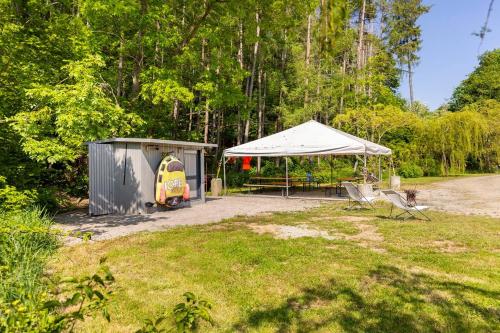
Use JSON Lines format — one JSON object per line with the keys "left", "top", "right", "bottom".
{"left": 419, "top": 110, "right": 490, "bottom": 175}
{"left": 333, "top": 104, "right": 417, "bottom": 144}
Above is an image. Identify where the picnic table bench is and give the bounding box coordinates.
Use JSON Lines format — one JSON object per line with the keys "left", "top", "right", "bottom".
{"left": 243, "top": 183, "right": 295, "bottom": 196}
{"left": 249, "top": 176, "right": 320, "bottom": 192}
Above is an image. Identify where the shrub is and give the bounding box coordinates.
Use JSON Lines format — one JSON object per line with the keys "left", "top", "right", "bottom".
{"left": 398, "top": 162, "right": 424, "bottom": 178}
{"left": 136, "top": 292, "right": 214, "bottom": 333}
{"left": 0, "top": 208, "right": 59, "bottom": 331}
{"left": 225, "top": 171, "right": 250, "bottom": 187}
{"left": 0, "top": 209, "right": 113, "bottom": 332}
{"left": 0, "top": 176, "right": 37, "bottom": 211}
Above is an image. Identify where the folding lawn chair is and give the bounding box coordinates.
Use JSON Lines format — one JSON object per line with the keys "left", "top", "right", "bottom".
{"left": 381, "top": 189, "right": 431, "bottom": 221}
{"left": 342, "top": 181, "right": 376, "bottom": 209}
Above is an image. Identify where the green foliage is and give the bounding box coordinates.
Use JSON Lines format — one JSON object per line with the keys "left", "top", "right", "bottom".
{"left": 225, "top": 170, "right": 251, "bottom": 187}
{"left": 135, "top": 313, "right": 169, "bottom": 333}
{"left": 10, "top": 55, "right": 143, "bottom": 165}
{"left": 135, "top": 292, "right": 213, "bottom": 333}
{"left": 0, "top": 209, "right": 114, "bottom": 332}
{"left": 173, "top": 292, "right": 214, "bottom": 333}
{"left": 334, "top": 104, "right": 417, "bottom": 143}
{"left": 0, "top": 262, "right": 114, "bottom": 333}
{"left": 0, "top": 176, "right": 37, "bottom": 211}
{"left": 383, "top": 0, "right": 430, "bottom": 67}
{"left": 0, "top": 0, "right": 494, "bottom": 208}
{"left": 398, "top": 162, "right": 424, "bottom": 178}
{"left": 450, "top": 49, "right": 500, "bottom": 111}
{"left": 0, "top": 209, "right": 58, "bottom": 303}
{"left": 417, "top": 110, "right": 491, "bottom": 175}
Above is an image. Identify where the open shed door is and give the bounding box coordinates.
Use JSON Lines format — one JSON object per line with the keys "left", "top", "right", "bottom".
{"left": 183, "top": 150, "right": 201, "bottom": 199}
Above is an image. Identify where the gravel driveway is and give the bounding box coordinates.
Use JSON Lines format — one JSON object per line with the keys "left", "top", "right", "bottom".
{"left": 56, "top": 196, "right": 321, "bottom": 243}
{"left": 417, "top": 175, "right": 500, "bottom": 218}
{"left": 56, "top": 175, "right": 500, "bottom": 244}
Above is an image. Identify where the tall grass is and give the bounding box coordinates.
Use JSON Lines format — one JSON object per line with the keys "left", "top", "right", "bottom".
{"left": 0, "top": 208, "right": 58, "bottom": 304}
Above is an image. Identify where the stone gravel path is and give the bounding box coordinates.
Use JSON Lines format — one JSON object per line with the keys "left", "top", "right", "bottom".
{"left": 416, "top": 175, "right": 500, "bottom": 218}
{"left": 56, "top": 196, "right": 321, "bottom": 243}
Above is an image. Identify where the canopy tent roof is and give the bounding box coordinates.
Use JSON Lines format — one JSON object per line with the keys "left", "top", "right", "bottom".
{"left": 224, "top": 120, "right": 391, "bottom": 157}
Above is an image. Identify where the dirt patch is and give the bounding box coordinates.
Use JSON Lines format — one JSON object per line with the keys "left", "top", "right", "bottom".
{"left": 247, "top": 219, "right": 386, "bottom": 253}
{"left": 339, "top": 216, "right": 375, "bottom": 223}
{"left": 425, "top": 290, "right": 452, "bottom": 303}
{"left": 344, "top": 224, "right": 382, "bottom": 242}
{"left": 408, "top": 266, "right": 485, "bottom": 284}
{"left": 207, "top": 222, "right": 246, "bottom": 230}
{"left": 247, "top": 224, "right": 337, "bottom": 240}
{"left": 343, "top": 223, "right": 385, "bottom": 253}
{"left": 432, "top": 240, "right": 468, "bottom": 253}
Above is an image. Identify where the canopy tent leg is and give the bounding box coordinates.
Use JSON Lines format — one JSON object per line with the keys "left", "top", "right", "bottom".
{"left": 285, "top": 157, "right": 289, "bottom": 198}
{"left": 363, "top": 153, "right": 367, "bottom": 184}
{"left": 330, "top": 155, "right": 333, "bottom": 185}
{"left": 378, "top": 156, "right": 382, "bottom": 182}
{"left": 223, "top": 153, "right": 227, "bottom": 196}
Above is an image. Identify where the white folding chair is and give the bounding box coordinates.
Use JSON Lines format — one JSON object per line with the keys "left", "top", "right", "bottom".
{"left": 381, "top": 190, "right": 431, "bottom": 221}
{"left": 342, "top": 181, "right": 376, "bottom": 209}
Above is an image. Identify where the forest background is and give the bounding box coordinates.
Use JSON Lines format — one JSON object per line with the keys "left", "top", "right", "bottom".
{"left": 0, "top": 0, "right": 499, "bottom": 210}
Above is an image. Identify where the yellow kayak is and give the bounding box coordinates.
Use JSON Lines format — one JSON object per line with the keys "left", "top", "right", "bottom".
{"left": 155, "top": 155, "right": 187, "bottom": 207}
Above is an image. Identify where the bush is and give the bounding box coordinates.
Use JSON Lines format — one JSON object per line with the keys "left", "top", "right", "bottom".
{"left": 225, "top": 170, "right": 250, "bottom": 187}
{"left": 0, "top": 209, "right": 59, "bottom": 330}
{"left": 0, "top": 209, "right": 58, "bottom": 302}
{"left": 0, "top": 209, "right": 113, "bottom": 332}
{"left": 0, "top": 176, "right": 37, "bottom": 211}
{"left": 420, "top": 158, "right": 440, "bottom": 176}
{"left": 398, "top": 162, "right": 424, "bottom": 178}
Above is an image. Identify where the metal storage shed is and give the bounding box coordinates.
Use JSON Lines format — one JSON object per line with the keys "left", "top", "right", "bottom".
{"left": 87, "top": 138, "right": 217, "bottom": 216}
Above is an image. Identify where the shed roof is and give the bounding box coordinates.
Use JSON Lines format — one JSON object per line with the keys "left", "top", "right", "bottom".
{"left": 89, "top": 138, "right": 217, "bottom": 149}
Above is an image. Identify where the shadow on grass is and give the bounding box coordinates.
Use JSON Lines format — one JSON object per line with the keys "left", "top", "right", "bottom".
{"left": 232, "top": 265, "right": 500, "bottom": 332}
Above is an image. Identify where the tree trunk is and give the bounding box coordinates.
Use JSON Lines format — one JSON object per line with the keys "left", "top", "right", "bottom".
{"left": 202, "top": 36, "right": 210, "bottom": 143}
{"left": 257, "top": 68, "right": 265, "bottom": 173}
{"left": 304, "top": 14, "right": 312, "bottom": 107}
{"left": 204, "top": 100, "right": 210, "bottom": 143}
{"left": 244, "top": 10, "right": 260, "bottom": 143}
{"left": 237, "top": 21, "right": 244, "bottom": 145}
{"left": 339, "top": 51, "right": 348, "bottom": 113}
{"left": 132, "top": 0, "right": 148, "bottom": 96}
{"left": 173, "top": 99, "right": 179, "bottom": 120}
{"left": 408, "top": 61, "right": 414, "bottom": 107}
{"left": 356, "top": 0, "right": 366, "bottom": 71}
{"left": 188, "top": 106, "right": 193, "bottom": 132}
{"left": 366, "top": 20, "right": 374, "bottom": 97}
{"left": 117, "top": 32, "right": 124, "bottom": 98}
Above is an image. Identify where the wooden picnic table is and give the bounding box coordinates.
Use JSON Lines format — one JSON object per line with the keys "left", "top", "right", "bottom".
{"left": 249, "top": 176, "right": 319, "bottom": 191}
{"left": 250, "top": 176, "right": 304, "bottom": 181}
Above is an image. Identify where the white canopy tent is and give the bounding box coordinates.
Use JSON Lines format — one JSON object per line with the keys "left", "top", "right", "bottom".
{"left": 222, "top": 120, "right": 391, "bottom": 196}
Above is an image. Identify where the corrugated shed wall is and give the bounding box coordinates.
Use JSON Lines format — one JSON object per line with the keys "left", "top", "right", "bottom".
{"left": 200, "top": 151, "right": 206, "bottom": 202}
{"left": 88, "top": 143, "right": 114, "bottom": 215}
{"left": 113, "top": 143, "right": 143, "bottom": 214}
{"left": 89, "top": 141, "right": 208, "bottom": 215}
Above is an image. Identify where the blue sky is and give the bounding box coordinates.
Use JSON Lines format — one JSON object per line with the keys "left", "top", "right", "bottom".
{"left": 398, "top": 0, "right": 500, "bottom": 110}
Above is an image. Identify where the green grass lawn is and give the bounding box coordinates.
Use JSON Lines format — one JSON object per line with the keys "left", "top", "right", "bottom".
{"left": 52, "top": 203, "right": 500, "bottom": 332}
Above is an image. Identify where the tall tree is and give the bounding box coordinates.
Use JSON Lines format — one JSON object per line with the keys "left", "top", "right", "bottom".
{"left": 449, "top": 49, "right": 500, "bottom": 111}
{"left": 384, "top": 0, "right": 429, "bottom": 106}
